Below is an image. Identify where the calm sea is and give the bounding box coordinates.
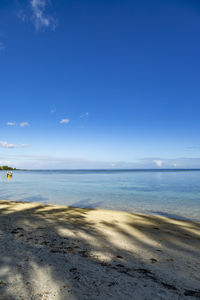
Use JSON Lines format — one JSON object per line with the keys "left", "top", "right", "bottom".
{"left": 0, "top": 169, "right": 200, "bottom": 221}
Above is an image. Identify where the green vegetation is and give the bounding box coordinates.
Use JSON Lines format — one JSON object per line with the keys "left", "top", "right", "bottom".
{"left": 0, "top": 280, "right": 6, "bottom": 286}
{"left": 0, "top": 166, "right": 17, "bottom": 171}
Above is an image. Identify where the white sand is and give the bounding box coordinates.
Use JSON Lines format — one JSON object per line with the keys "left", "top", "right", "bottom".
{"left": 0, "top": 200, "right": 200, "bottom": 299}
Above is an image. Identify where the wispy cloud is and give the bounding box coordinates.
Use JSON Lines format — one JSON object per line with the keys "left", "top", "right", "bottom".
{"left": 20, "top": 122, "right": 29, "bottom": 127}
{"left": 17, "top": 0, "right": 57, "bottom": 31}
{"left": 6, "top": 122, "right": 30, "bottom": 127}
{"left": 0, "top": 141, "right": 27, "bottom": 149}
{"left": 30, "top": 0, "right": 57, "bottom": 31}
{"left": 153, "top": 160, "right": 163, "bottom": 167}
{"left": 80, "top": 112, "right": 89, "bottom": 118}
{"left": 0, "top": 141, "right": 16, "bottom": 149}
{"left": 1, "top": 153, "right": 200, "bottom": 169}
{"left": 50, "top": 105, "right": 56, "bottom": 113}
{"left": 17, "top": 10, "right": 28, "bottom": 23}
{"left": 60, "top": 119, "right": 70, "bottom": 124}
{"left": 186, "top": 146, "right": 200, "bottom": 150}
{"left": 138, "top": 157, "right": 200, "bottom": 169}
{"left": 7, "top": 122, "right": 16, "bottom": 126}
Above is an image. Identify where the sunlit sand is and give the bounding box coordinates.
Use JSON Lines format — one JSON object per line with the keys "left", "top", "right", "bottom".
{"left": 0, "top": 200, "right": 199, "bottom": 299}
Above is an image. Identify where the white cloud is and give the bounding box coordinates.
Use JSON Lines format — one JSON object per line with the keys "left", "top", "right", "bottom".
{"left": 20, "top": 122, "right": 29, "bottom": 127}
{"left": 60, "top": 118, "right": 70, "bottom": 124}
{"left": 0, "top": 141, "right": 27, "bottom": 149}
{"left": 80, "top": 112, "right": 89, "bottom": 118}
{"left": 7, "top": 122, "right": 16, "bottom": 126}
{"left": 138, "top": 157, "right": 200, "bottom": 169}
{"left": 30, "top": 0, "right": 57, "bottom": 31}
{"left": 6, "top": 122, "right": 30, "bottom": 127}
{"left": 153, "top": 160, "right": 163, "bottom": 167}
{"left": 0, "top": 141, "right": 16, "bottom": 149}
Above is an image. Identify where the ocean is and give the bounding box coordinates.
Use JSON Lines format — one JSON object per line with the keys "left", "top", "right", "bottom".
{"left": 0, "top": 169, "right": 200, "bottom": 221}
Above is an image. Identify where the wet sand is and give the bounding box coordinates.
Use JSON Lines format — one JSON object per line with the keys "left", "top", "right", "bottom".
{"left": 0, "top": 200, "right": 200, "bottom": 299}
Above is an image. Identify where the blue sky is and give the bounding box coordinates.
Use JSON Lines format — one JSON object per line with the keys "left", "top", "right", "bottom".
{"left": 0, "top": 0, "right": 200, "bottom": 169}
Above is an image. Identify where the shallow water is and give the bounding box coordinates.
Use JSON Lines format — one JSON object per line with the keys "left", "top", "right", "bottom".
{"left": 0, "top": 170, "right": 200, "bottom": 221}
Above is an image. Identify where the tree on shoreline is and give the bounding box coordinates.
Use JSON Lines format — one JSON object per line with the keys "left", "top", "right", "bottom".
{"left": 0, "top": 166, "right": 17, "bottom": 171}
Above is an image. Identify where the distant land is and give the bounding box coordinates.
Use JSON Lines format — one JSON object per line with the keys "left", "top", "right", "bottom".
{"left": 22, "top": 168, "right": 200, "bottom": 172}
{"left": 1, "top": 167, "right": 200, "bottom": 172}
{"left": 0, "top": 166, "right": 18, "bottom": 171}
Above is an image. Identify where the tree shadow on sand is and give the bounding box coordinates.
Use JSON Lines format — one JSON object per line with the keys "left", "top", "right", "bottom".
{"left": 0, "top": 200, "right": 200, "bottom": 300}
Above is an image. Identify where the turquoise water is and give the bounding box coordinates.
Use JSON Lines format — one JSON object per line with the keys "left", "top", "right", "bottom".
{"left": 0, "top": 170, "right": 200, "bottom": 221}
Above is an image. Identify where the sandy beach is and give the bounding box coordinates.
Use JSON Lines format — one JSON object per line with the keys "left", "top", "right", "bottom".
{"left": 0, "top": 200, "right": 199, "bottom": 300}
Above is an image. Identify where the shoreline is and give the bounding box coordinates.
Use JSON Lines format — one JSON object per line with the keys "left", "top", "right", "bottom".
{"left": 0, "top": 200, "right": 200, "bottom": 299}
{"left": 2, "top": 168, "right": 200, "bottom": 171}
{"left": 1, "top": 198, "right": 199, "bottom": 223}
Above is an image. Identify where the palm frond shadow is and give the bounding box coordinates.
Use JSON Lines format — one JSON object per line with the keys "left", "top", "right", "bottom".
{"left": 0, "top": 200, "right": 200, "bottom": 299}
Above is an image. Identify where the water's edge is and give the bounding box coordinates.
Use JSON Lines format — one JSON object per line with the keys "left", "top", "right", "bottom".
{"left": 1, "top": 170, "right": 200, "bottom": 221}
